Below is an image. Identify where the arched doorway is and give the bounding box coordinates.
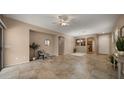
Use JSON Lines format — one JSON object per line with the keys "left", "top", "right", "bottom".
{"left": 58, "top": 36, "right": 65, "bottom": 55}
{"left": 87, "top": 37, "right": 96, "bottom": 54}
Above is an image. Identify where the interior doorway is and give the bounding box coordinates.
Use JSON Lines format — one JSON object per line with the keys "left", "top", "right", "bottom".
{"left": 58, "top": 36, "right": 65, "bottom": 55}
{"left": 87, "top": 37, "right": 95, "bottom": 53}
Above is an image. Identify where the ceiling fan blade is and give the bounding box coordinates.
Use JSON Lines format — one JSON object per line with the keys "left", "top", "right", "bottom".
{"left": 52, "top": 15, "right": 74, "bottom": 26}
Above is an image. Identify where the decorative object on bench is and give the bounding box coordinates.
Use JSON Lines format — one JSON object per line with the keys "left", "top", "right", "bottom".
{"left": 38, "top": 50, "right": 55, "bottom": 60}
{"left": 30, "top": 42, "right": 40, "bottom": 61}
{"left": 116, "top": 37, "right": 124, "bottom": 55}
{"left": 37, "top": 50, "right": 49, "bottom": 59}
{"left": 37, "top": 50, "right": 45, "bottom": 60}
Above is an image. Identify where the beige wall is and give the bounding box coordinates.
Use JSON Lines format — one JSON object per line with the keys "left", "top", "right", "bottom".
{"left": 30, "top": 31, "right": 55, "bottom": 57}
{"left": 4, "top": 18, "right": 30, "bottom": 66}
{"left": 3, "top": 17, "right": 74, "bottom": 66}
{"left": 116, "top": 15, "right": 124, "bottom": 28}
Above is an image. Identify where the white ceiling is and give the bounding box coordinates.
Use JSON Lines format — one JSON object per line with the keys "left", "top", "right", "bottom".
{"left": 5, "top": 14, "right": 119, "bottom": 36}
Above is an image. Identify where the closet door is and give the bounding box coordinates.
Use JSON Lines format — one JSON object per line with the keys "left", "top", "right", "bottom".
{"left": 98, "top": 34, "right": 110, "bottom": 54}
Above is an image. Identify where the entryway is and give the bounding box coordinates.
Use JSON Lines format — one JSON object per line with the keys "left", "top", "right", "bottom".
{"left": 87, "top": 37, "right": 95, "bottom": 54}
{"left": 58, "top": 36, "right": 65, "bottom": 55}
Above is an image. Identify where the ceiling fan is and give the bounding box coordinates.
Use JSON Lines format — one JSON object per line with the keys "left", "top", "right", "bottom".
{"left": 53, "top": 15, "right": 73, "bottom": 27}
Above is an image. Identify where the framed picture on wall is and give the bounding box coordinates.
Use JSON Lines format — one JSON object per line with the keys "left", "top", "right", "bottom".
{"left": 44, "top": 39, "right": 50, "bottom": 46}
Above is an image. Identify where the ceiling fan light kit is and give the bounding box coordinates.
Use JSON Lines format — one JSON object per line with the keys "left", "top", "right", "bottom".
{"left": 57, "top": 15, "right": 71, "bottom": 27}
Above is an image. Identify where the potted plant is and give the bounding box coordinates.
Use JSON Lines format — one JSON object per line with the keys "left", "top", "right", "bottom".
{"left": 116, "top": 37, "right": 124, "bottom": 55}
{"left": 30, "top": 42, "right": 40, "bottom": 60}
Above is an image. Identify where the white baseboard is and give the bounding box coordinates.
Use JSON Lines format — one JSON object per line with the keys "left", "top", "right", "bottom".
{"left": 4, "top": 61, "right": 29, "bottom": 68}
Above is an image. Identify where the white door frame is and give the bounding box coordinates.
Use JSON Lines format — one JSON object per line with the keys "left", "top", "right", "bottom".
{"left": 0, "top": 18, "right": 6, "bottom": 69}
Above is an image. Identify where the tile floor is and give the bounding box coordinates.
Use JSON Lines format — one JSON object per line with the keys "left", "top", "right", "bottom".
{"left": 0, "top": 54, "right": 123, "bottom": 79}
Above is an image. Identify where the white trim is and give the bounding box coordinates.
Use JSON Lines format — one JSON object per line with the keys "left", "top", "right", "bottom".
{"left": 5, "top": 61, "right": 30, "bottom": 67}
{"left": 0, "top": 18, "right": 7, "bottom": 69}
